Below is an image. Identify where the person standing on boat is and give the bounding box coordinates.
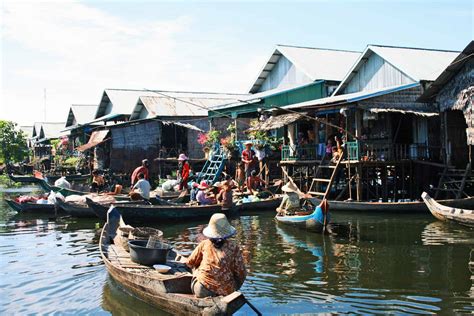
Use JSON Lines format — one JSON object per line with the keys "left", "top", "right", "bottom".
{"left": 241, "top": 142, "right": 256, "bottom": 178}
{"left": 185, "top": 213, "right": 246, "bottom": 298}
{"left": 276, "top": 182, "right": 301, "bottom": 216}
{"left": 131, "top": 159, "right": 149, "bottom": 187}
{"left": 177, "top": 154, "right": 190, "bottom": 191}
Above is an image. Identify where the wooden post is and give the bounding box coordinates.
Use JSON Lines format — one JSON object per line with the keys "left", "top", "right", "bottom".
{"left": 356, "top": 163, "right": 362, "bottom": 201}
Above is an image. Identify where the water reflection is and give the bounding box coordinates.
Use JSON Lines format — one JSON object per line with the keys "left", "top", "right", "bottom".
{"left": 1, "top": 186, "right": 474, "bottom": 315}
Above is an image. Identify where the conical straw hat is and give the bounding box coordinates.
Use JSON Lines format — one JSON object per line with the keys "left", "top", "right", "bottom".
{"left": 203, "top": 213, "right": 236, "bottom": 239}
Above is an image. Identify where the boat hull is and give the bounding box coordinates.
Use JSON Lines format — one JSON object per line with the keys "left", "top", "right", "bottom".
{"left": 275, "top": 211, "right": 325, "bottom": 233}
{"left": 100, "top": 222, "right": 246, "bottom": 315}
{"left": 56, "top": 200, "right": 96, "bottom": 218}
{"left": 88, "top": 199, "right": 224, "bottom": 222}
{"left": 309, "top": 196, "right": 474, "bottom": 212}
{"left": 235, "top": 196, "right": 282, "bottom": 212}
{"left": 5, "top": 199, "right": 57, "bottom": 213}
{"left": 422, "top": 192, "right": 474, "bottom": 227}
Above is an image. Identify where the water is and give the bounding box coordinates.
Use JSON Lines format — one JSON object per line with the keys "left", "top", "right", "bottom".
{"left": 1, "top": 187, "right": 473, "bottom": 315}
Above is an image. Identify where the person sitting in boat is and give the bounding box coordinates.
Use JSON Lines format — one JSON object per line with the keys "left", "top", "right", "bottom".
{"left": 90, "top": 169, "right": 105, "bottom": 193}
{"left": 276, "top": 182, "right": 301, "bottom": 216}
{"left": 177, "top": 154, "right": 190, "bottom": 191}
{"left": 246, "top": 170, "right": 266, "bottom": 195}
{"left": 130, "top": 173, "right": 151, "bottom": 201}
{"left": 196, "top": 181, "right": 216, "bottom": 205}
{"left": 216, "top": 183, "right": 234, "bottom": 211}
{"left": 185, "top": 213, "right": 247, "bottom": 298}
{"left": 131, "top": 159, "right": 149, "bottom": 187}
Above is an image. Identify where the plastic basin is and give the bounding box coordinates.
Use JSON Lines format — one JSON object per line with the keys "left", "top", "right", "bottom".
{"left": 128, "top": 240, "right": 170, "bottom": 266}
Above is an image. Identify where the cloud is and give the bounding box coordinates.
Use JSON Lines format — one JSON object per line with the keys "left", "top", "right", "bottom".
{"left": 1, "top": 0, "right": 260, "bottom": 125}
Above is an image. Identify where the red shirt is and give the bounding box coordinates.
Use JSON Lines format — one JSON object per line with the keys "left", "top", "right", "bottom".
{"left": 131, "top": 166, "right": 149, "bottom": 185}
{"left": 181, "top": 161, "right": 190, "bottom": 179}
{"left": 241, "top": 149, "right": 255, "bottom": 166}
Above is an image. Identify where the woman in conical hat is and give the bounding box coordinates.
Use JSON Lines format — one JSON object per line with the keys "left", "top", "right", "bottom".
{"left": 276, "top": 182, "right": 301, "bottom": 215}
{"left": 185, "top": 213, "right": 247, "bottom": 298}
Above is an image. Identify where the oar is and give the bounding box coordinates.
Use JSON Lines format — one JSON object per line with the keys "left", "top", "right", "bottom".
{"left": 244, "top": 297, "right": 262, "bottom": 316}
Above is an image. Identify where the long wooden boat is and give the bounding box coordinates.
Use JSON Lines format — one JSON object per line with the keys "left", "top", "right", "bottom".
{"left": 88, "top": 198, "right": 224, "bottom": 222}
{"left": 8, "top": 173, "right": 42, "bottom": 184}
{"left": 275, "top": 208, "right": 327, "bottom": 233}
{"left": 37, "top": 180, "right": 89, "bottom": 197}
{"left": 100, "top": 217, "right": 246, "bottom": 315}
{"left": 235, "top": 195, "right": 282, "bottom": 212}
{"left": 421, "top": 192, "right": 474, "bottom": 227}
{"left": 309, "top": 196, "right": 474, "bottom": 212}
{"left": 45, "top": 174, "right": 90, "bottom": 183}
{"left": 56, "top": 199, "right": 96, "bottom": 218}
{"left": 57, "top": 199, "right": 152, "bottom": 218}
{"left": 5, "top": 199, "right": 57, "bottom": 213}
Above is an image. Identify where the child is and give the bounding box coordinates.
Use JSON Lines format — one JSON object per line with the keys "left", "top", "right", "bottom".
{"left": 217, "top": 183, "right": 234, "bottom": 210}
{"left": 235, "top": 162, "right": 245, "bottom": 192}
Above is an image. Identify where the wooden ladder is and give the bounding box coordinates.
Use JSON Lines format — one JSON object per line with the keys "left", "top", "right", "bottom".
{"left": 308, "top": 153, "right": 343, "bottom": 200}
{"left": 434, "top": 163, "right": 472, "bottom": 199}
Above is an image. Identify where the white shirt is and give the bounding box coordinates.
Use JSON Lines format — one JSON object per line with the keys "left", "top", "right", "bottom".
{"left": 133, "top": 179, "right": 151, "bottom": 199}
{"left": 254, "top": 148, "right": 266, "bottom": 161}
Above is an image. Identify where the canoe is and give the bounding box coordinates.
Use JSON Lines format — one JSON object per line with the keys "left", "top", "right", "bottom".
{"left": 99, "top": 216, "right": 246, "bottom": 315}
{"left": 57, "top": 198, "right": 153, "bottom": 218}
{"left": 87, "top": 198, "right": 224, "bottom": 222}
{"left": 421, "top": 192, "right": 474, "bottom": 227}
{"left": 8, "top": 174, "right": 42, "bottom": 183}
{"left": 235, "top": 195, "right": 282, "bottom": 212}
{"left": 38, "top": 180, "right": 130, "bottom": 201}
{"left": 275, "top": 208, "right": 327, "bottom": 233}
{"left": 309, "top": 196, "right": 474, "bottom": 212}
{"left": 56, "top": 199, "right": 96, "bottom": 218}
{"left": 45, "top": 174, "right": 90, "bottom": 183}
{"left": 5, "top": 199, "right": 57, "bottom": 213}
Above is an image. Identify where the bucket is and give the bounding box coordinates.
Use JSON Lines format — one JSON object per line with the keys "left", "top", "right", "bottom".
{"left": 128, "top": 240, "right": 170, "bottom": 266}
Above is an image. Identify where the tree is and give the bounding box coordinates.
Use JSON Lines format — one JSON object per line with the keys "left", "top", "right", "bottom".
{"left": 0, "top": 120, "right": 29, "bottom": 165}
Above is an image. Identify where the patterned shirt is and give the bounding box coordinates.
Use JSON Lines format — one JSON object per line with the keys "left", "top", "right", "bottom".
{"left": 279, "top": 192, "right": 300, "bottom": 211}
{"left": 187, "top": 239, "right": 247, "bottom": 296}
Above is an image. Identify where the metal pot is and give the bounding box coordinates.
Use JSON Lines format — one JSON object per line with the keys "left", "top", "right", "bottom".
{"left": 128, "top": 240, "right": 170, "bottom": 266}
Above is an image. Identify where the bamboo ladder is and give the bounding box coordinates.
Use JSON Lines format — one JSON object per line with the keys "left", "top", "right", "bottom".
{"left": 307, "top": 153, "right": 344, "bottom": 200}
{"left": 434, "top": 163, "right": 472, "bottom": 199}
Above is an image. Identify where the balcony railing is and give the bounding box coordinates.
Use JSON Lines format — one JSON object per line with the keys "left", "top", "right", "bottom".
{"left": 281, "top": 142, "right": 443, "bottom": 162}
{"left": 281, "top": 145, "right": 321, "bottom": 161}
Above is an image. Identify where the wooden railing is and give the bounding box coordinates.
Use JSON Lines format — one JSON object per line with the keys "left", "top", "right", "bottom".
{"left": 281, "top": 145, "right": 321, "bottom": 161}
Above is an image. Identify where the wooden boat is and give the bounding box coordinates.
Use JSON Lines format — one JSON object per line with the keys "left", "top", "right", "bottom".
{"left": 309, "top": 196, "right": 474, "bottom": 213}
{"left": 57, "top": 198, "right": 152, "bottom": 218}
{"left": 275, "top": 208, "right": 327, "bottom": 233}
{"left": 100, "top": 216, "right": 246, "bottom": 315}
{"left": 234, "top": 195, "right": 282, "bottom": 212}
{"left": 5, "top": 199, "right": 57, "bottom": 213}
{"left": 56, "top": 199, "right": 96, "bottom": 218}
{"left": 88, "top": 198, "right": 224, "bottom": 222}
{"left": 8, "top": 173, "right": 42, "bottom": 184}
{"left": 421, "top": 192, "right": 474, "bottom": 227}
{"left": 45, "top": 174, "right": 90, "bottom": 183}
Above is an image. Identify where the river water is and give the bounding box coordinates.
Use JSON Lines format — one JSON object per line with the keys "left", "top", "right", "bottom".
{"left": 1, "top": 187, "right": 473, "bottom": 315}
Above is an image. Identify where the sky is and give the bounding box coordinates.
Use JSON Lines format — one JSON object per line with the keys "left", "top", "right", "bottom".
{"left": 1, "top": 0, "right": 473, "bottom": 127}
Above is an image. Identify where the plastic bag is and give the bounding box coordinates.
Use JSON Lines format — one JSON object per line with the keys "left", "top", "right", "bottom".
{"left": 54, "top": 177, "right": 71, "bottom": 189}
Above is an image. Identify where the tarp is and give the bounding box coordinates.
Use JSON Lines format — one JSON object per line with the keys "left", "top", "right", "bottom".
{"left": 246, "top": 113, "right": 304, "bottom": 132}
{"left": 76, "top": 130, "right": 109, "bottom": 152}
{"left": 161, "top": 120, "right": 204, "bottom": 132}
{"left": 369, "top": 108, "right": 438, "bottom": 117}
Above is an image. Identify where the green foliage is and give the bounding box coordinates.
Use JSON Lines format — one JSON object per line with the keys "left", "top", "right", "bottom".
{"left": 207, "top": 130, "right": 221, "bottom": 144}
{"left": 0, "top": 120, "right": 29, "bottom": 164}
{"left": 226, "top": 123, "right": 236, "bottom": 135}
{"left": 247, "top": 119, "right": 283, "bottom": 151}
{"left": 62, "top": 157, "right": 80, "bottom": 168}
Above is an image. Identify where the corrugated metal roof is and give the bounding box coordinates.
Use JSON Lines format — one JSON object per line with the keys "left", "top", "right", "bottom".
{"left": 283, "top": 83, "right": 421, "bottom": 110}
{"left": 211, "top": 81, "right": 324, "bottom": 111}
{"left": 419, "top": 41, "right": 474, "bottom": 101}
{"left": 249, "top": 45, "right": 361, "bottom": 93}
{"left": 96, "top": 89, "right": 247, "bottom": 120}
{"left": 333, "top": 45, "right": 460, "bottom": 95}
{"left": 66, "top": 104, "right": 98, "bottom": 127}
{"left": 130, "top": 91, "right": 248, "bottom": 120}
{"left": 32, "top": 122, "right": 66, "bottom": 141}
